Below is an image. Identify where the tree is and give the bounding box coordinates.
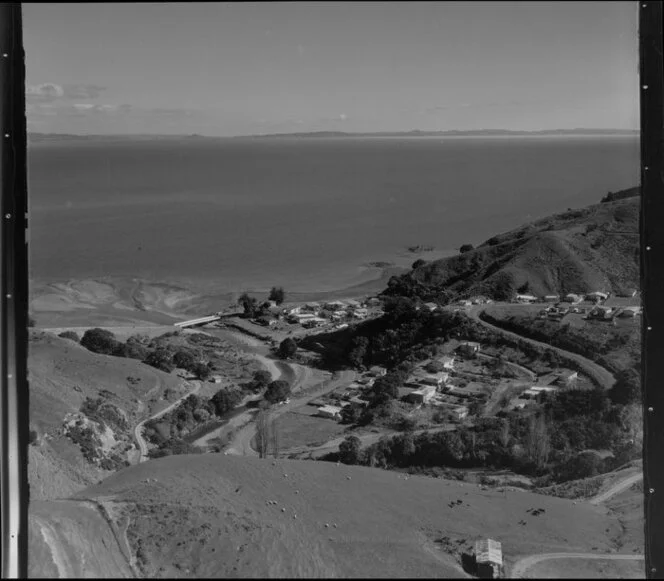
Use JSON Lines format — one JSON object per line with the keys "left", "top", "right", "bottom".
{"left": 340, "top": 404, "right": 362, "bottom": 424}
{"left": 143, "top": 348, "right": 175, "bottom": 373}
{"left": 347, "top": 336, "right": 369, "bottom": 369}
{"left": 256, "top": 408, "right": 271, "bottom": 458}
{"left": 609, "top": 368, "right": 641, "bottom": 405}
{"left": 58, "top": 330, "right": 80, "bottom": 342}
{"left": 238, "top": 292, "right": 258, "bottom": 318}
{"left": 211, "top": 389, "right": 241, "bottom": 416}
{"left": 412, "top": 259, "right": 427, "bottom": 270}
{"left": 264, "top": 380, "right": 291, "bottom": 404}
{"left": 338, "top": 435, "right": 362, "bottom": 464}
{"left": 193, "top": 362, "right": 211, "bottom": 381}
{"left": 252, "top": 370, "right": 273, "bottom": 390}
{"left": 268, "top": 286, "right": 286, "bottom": 305}
{"left": 278, "top": 338, "right": 297, "bottom": 359}
{"left": 460, "top": 244, "right": 474, "bottom": 254}
{"left": 81, "top": 328, "right": 120, "bottom": 355}
{"left": 124, "top": 342, "right": 149, "bottom": 360}
{"left": 173, "top": 350, "right": 197, "bottom": 371}
{"left": 372, "top": 374, "right": 400, "bottom": 400}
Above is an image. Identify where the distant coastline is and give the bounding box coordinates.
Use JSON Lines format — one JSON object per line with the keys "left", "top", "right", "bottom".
{"left": 27, "top": 128, "right": 640, "bottom": 143}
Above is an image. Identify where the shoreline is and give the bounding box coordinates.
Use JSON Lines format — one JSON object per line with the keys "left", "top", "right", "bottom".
{"left": 28, "top": 265, "right": 404, "bottom": 328}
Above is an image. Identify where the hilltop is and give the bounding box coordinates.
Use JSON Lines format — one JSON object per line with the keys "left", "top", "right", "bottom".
{"left": 384, "top": 188, "right": 639, "bottom": 302}
{"left": 28, "top": 453, "right": 633, "bottom": 578}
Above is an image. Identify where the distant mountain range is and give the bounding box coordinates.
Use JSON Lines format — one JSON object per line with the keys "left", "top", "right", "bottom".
{"left": 245, "top": 128, "right": 640, "bottom": 138}
{"left": 27, "top": 128, "right": 639, "bottom": 142}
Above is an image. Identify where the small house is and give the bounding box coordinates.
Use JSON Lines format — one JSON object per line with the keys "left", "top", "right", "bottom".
{"left": 209, "top": 376, "right": 223, "bottom": 384}
{"left": 458, "top": 341, "right": 481, "bottom": 356}
{"left": 619, "top": 306, "right": 641, "bottom": 318}
{"left": 515, "top": 294, "right": 538, "bottom": 303}
{"left": 365, "top": 297, "right": 382, "bottom": 307}
{"left": 405, "top": 385, "right": 437, "bottom": 405}
{"left": 586, "top": 291, "right": 609, "bottom": 302}
{"left": 564, "top": 293, "right": 582, "bottom": 304}
{"left": 302, "top": 302, "right": 321, "bottom": 313}
{"left": 423, "top": 302, "right": 439, "bottom": 312}
{"left": 348, "top": 396, "right": 368, "bottom": 408}
{"left": 439, "top": 356, "right": 455, "bottom": 370}
{"left": 317, "top": 405, "right": 343, "bottom": 420}
{"left": 418, "top": 373, "right": 450, "bottom": 389}
{"left": 353, "top": 308, "right": 369, "bottom": 319}
{"left": 457, "top": 299, "right": 473, "bottom": 307}
{"left": 475, "top": 538, "right": 503, "bottom": 579}
{"left": 368, "top": 366, "right": 387, "bottom": 377}
{"left": 543, "top": 294, "right": 560, "bottom": 302}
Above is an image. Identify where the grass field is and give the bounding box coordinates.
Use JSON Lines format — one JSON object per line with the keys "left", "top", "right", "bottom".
{"left": 273, "top": 410, "right": 350, "bottom": 450}
{"left": 25, "top": 452, "right": 638, "bottom": 579}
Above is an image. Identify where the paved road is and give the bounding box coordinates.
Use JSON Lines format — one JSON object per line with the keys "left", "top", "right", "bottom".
{"left": 510, "top": 552, "right": 645, "bottom": 578}
{"left": 465, "top": 305, "right": 616, "bottom": 390}
{"left": 590, "top": 471, "right": 644, "bottom": 505}
{"left": 133, "top": 380, "right": 202, "bottom": 462}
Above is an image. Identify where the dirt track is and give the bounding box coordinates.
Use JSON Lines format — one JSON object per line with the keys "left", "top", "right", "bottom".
{"left": 590, "top": 471, "right": 644, "bottom": 505}
{"left": 510, "top": 551, "right": 645, "bottom": 578}
{"left": 134, "top": 380, "right": 202, "bottom": 462}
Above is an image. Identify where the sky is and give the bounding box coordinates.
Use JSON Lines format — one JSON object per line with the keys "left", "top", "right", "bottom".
{"left": 23, "top": 1, "right": 640, "bottom": 136}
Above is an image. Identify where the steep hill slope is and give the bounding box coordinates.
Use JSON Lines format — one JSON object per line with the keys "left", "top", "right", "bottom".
{"left": 29, "top": 454, "right": 626, "bottom": 578}
{"left": 28, "top": 331, "right": 183, "bottom": 500}
{"left": 385, "top": 191, "right": 639, "bottom": 301}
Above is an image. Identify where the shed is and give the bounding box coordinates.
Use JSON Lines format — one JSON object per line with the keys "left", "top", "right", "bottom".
{"left": 475, "top": 538, "right": 503, "bottom": 579}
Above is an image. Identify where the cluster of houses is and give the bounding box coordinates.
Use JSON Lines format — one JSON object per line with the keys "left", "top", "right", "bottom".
{"left": 511, "top": 369, "right": 579, "bottom": 409}
{"left": 284, "top": 298, "right": 381, "bottom": 330}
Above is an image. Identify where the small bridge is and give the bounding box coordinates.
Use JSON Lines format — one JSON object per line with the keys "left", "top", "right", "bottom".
{"left": 174, "top": 314, "right": 222, "bottom": 328}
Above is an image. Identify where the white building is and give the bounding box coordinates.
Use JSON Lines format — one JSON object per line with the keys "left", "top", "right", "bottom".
{"left": 405, "top": 385, "right": 437, "bottom": 405}
{"left": 586, "top": 291, "right": 609, "bottom": 301}
{"left": 317, "top": 405, "right": 343, "bottom": 419}
{"left": 423, "top": 302, "right": 439, "bottom": 312}
{"left": 564, "top": 293, "right": 582, "bottom": 303}
{"left": 515, "top": 294, "right": 538, "bottom": 303}
{"left": 439, "top": 356, "right": 455, "bottom": 370}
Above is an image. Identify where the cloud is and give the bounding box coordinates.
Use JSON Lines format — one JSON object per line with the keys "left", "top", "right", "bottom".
{"left": 338, "top": 113, "right": 347, "bottom": 121}
{"left": 25, "top": 83, "right": 65, "bottom": 103}
{"left": 26, "top": 83, "right": 107, "bottom": 104}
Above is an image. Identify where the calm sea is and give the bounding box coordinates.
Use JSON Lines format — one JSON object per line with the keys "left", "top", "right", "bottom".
{"left": 27, "top": 136, "right": 640, "bottom": 294}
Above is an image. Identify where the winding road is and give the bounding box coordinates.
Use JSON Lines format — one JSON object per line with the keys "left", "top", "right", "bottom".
{"left": 465, "top": 305, "right": 617, "bottom": 390}
{"left": 510, "top": 552, "right": 644, "bottom": 578}
{"left": 133, "top": 380, "right": 202, "bottom": 462}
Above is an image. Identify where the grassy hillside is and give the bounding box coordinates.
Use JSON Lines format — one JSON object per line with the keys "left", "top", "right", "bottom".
{"left": 384, "top": 191, "right": 639, "bottom": 301}
{"left": 29, "top": 454, "right": 626, "bottom": 578}
{"left": 28, "top": 331, "right": 183, "bottom": 499}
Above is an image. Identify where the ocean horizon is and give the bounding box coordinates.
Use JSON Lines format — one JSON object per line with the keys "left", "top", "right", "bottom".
{"left": 27, "top": 135, "right": 639, "bottom": 297}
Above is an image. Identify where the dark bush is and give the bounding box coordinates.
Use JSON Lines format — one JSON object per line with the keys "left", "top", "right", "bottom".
{"left": 58, "top": 331, "right": 80, "bottom": 342}
{"left": 81, "top": 328, "right": 121, "bottom": 355}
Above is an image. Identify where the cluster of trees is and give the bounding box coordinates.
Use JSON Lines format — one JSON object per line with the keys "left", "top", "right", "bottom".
{"left": 238, "top": 286, "right": 286, "bottom": 318}
{"left": 144, "top": 389, "right": 243, "bottom": 452}
{"left": 333, "top": 385, "right": 640, "bottom": 484}
{"left": 263, "top": 379, "right": 291, "bottom": 404}
{"left": 77, "top": 328, "right": 216, "bottom": 380}
{"left": 277, "top": 337, "right": 297, "bottom": 359}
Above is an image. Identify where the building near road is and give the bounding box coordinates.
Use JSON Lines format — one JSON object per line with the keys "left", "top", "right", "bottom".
{"left": 539, "top": 369, "right": 578, "bottom": 386}
{"left": 521, "top": 386, "right": 558, "bottom": 399}
{"left": 418, "top": 372, "right": 450, "bottom": 388}
{"left": 458, "top": 341, "right": 481, "bottom": 356}
{"left": 368, "top": 366, "right": 387, "bottom": 377}
{"left": 543, "top": 294, "right": 560, "bottom": 302}
{"left": 422, "top": 302, "right": 439, "bottom": 312}
{"left": 475, "top": 538, "right": 503, "bottom": 579}
{"left": 405, "top": 385, "right": 437, "bottom": 405}
{"left": 438, "top": 356, "right": 456, "bottom": 370}
{"left": 563, "top": 293, "right": 582, "bottom": 304}
{"left": 515, "top": 294, "right": 538, "bottom": 303}
{"left": 317, "top": 405, "right": 343, "bottom": 420}
{"left": 586, "top": 291, "right": 609, "bottom": 302}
